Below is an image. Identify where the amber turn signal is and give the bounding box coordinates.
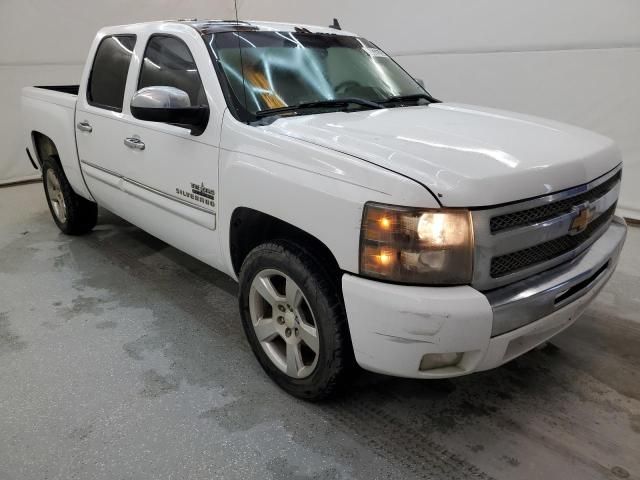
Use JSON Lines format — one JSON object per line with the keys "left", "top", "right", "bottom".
{"left": 359, "top": 203, "right": 473, "bottom": 285}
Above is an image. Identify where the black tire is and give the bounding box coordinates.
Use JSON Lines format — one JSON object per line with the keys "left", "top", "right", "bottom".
{"left": 42, "top": 155, "right": 97, "bottom": 235}
{"left": 238, "top": 241, "right": 354, "bottom": 401}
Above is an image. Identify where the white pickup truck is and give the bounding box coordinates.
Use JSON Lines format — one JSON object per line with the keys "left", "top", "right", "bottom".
{"left": 22, "top": 19, "right": 627, "bottom": 400}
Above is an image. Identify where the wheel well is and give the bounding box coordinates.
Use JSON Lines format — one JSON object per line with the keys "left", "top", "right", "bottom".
{"left": 230, "top": 207, "right": 342, "bottom": 280}
{"left": 31, "top": 131, "right": 59, "bottom": 168}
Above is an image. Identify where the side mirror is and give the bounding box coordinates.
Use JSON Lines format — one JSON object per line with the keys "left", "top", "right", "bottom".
{"left": 415, "top": 78, "right": 425, "bottom": 88}
{"left": 130, "top": 86, "right": 209, "bottom": 135}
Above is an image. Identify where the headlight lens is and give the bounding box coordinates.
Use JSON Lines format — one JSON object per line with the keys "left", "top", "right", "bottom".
{"left": 359, "top": 203, "right": 474, "bottom": 285}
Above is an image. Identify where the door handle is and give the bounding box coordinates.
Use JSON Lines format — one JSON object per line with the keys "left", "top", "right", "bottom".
{"left": 124, "top": 137, "right": 145, "bottom": 151}
{"left": 76, "top": 121, "right": 92, "bottom": 133}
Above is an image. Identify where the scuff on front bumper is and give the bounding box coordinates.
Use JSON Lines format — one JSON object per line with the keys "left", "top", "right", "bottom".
{"left": 341, "top": 216, "right": 627, "bottom": 379}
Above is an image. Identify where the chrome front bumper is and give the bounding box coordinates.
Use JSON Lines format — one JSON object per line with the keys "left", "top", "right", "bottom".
{"left": 486, "top": 215, "right": 627, "bottom": 336}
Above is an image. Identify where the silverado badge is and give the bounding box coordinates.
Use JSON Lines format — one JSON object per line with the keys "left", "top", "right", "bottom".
{"left": 176, "top": 182, "right": 215, "bottom": 208}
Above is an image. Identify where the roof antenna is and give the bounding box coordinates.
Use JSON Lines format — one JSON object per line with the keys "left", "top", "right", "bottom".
{"left": 329, "top": 18, "right": 341, "bottom": 30}
{"left": 234, "top": 0, "right": 249, "bottom": 122}
{"left": 234, "top": 0, "right": 240, "bottom": 23}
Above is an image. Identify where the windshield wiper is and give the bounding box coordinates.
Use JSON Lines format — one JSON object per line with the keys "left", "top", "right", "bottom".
{"left": 256, "top": 98, "right": 383, "bottom": 118}
{"left": 381, "top": 93, "right": 437, "bottom": 105}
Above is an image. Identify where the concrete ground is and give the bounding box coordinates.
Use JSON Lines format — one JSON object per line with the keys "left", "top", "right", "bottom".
{"left": 1, "top": 182, "right": 639, "bottom": 480}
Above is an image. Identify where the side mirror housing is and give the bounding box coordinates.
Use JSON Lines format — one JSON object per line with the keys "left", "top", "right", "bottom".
{"left": 415, "top": 78, "right": 425, "bottom": 88}
{"left": 130, "top": 86, "right": 209, "bottom": 135}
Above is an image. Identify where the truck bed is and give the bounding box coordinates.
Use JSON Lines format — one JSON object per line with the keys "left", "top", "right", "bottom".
{"left": 22, "top": 85, "right": 78, "bottom": 109}
{"left": 35, "top": 85, "right": 79, "bottom": 96}
{"left": 21, "top": 84, "right": 91, "bottom": 200}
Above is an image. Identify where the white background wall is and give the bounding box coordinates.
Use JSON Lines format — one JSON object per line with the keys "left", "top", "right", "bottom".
{"left": 0, "top": 0, "right": 235, "bottom": 184}
{"left": 1, "top": 0, "right": 638, "bottom": 219}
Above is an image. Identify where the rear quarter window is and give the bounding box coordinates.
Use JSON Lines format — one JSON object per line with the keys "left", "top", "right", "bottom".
{"left": 87, "top": 35, "right": 136, "bottom": 112}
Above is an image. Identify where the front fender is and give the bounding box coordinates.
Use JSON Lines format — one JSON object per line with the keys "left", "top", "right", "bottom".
{"left": 218, "top": 112, "right": 437, "bottom": 275}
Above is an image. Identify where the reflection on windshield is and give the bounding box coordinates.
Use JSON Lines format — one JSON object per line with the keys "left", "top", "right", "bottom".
{"left": 208, "top": 31, "right": 427, "bottom": 120}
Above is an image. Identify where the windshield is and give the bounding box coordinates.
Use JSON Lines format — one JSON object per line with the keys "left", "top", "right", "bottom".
{"left": 206, "top": 31, "right": 430, "bottom": 121}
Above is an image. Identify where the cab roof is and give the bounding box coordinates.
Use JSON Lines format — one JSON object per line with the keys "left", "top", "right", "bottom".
{"left": 181, "top": 19, "right": 357, "bottom": 36}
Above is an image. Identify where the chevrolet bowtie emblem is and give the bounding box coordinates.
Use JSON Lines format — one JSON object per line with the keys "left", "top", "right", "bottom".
{"left": 569, "top": 203, "right": 594, "bottom": 235}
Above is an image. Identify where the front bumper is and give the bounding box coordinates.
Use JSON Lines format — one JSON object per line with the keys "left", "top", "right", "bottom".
{"left": 342, "top": 216, "right": 627, "bottom": 378}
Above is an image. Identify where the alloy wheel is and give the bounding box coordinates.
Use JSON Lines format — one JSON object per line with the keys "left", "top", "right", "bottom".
{"left": 46, "top": 169, "right": 67, "bottom": 223}
{"left": 249, "top": 269, "right": 319, "bottom": 378}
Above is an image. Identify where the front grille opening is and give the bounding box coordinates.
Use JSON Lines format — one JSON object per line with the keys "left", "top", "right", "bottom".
{"left": 490, "top": 203, "right": 616, "bottom": 278}
{"left": 490, "top": 171, "right": 621, "bottom": 234}
{"left": 554, "top": 261, "right": 609, "bottom": 305}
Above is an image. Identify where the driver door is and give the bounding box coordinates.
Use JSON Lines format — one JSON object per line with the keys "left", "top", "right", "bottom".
{"left": 118, "top": 34, "right": 222, "bottom": 268}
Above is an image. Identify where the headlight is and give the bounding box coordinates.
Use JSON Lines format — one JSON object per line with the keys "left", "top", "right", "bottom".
{"left": 359, "top": 202, "right": 474, "bottom": 285}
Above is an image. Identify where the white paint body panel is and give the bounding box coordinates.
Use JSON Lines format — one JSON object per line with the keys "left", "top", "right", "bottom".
{"left": 218, "top": 110, "right": 436, "bottom": 275}
{"left": 342, "top": 221, "right": 622, "bottom": 378}
{"left": 20, "top": 87, "right": 93, "bottom": 200}
{"left": 74, "top": 23, "right": 226, "bottom": 271}
{"left": 267, "top": 103, "right": 622, "bottom": 207}
{"left": 342, "top": 275, "right": 494, "bottom": 377}
{"left": 20, "top": 20, "right": 626, "bottom": 380}
{"left": 343, "top": 271, "right": 587, "bottom": 378}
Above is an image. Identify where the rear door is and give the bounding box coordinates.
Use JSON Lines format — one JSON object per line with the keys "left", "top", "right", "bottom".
{"left": 76, "top": 34, "right": 137, "bottom": 211}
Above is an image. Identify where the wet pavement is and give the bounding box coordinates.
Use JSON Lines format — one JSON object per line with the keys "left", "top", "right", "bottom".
{"left": 1, "top": 182, "right": 639, "bottom": 479}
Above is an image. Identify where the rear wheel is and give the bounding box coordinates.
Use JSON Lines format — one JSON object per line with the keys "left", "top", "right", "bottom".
{"left": 238, "top": 241, "right": 353, "bottom": 400}
{"left": 42, "top": 156, "right": 97, "bottom": 235}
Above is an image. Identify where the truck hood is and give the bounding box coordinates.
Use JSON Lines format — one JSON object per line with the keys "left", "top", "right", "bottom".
{"left": 266, "top": 103, "right": 621, "bottom": 207}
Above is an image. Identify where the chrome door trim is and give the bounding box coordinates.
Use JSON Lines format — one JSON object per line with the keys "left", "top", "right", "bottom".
{"left": 125, "top": 180, "right": 216, "bottom": 231}
{"left": 80, "top": 160, "right": 215, "bottom": 215}
{"left": 126, "top": 177, "right": 214, "bottom": 214}
{"left": 81, "top": 161, "right": 123, "bottom": 190}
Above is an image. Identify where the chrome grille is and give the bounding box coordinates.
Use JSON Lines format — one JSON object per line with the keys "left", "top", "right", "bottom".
{"left": 490, "top": 171, "right": 621, "bottom": 233}
{"left": 470, "top": 165, "right": 622, "bottom": 291}
{"left": 490, "top": 203, "right": 617, "bottom": 278}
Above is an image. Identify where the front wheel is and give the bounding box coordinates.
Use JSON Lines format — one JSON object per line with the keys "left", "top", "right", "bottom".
{"left": 42, "top": 156, "right": 97, "bottom": 235}
{"left": 238, "top": 241, "right": 353, "bottom": 400}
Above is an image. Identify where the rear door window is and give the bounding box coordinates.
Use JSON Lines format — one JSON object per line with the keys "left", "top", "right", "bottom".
{"left": 87, "top": 35, "right": 136, "bottom": 112}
